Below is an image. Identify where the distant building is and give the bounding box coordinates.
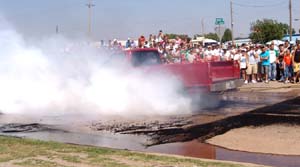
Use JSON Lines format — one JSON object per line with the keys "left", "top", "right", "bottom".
{"left": 234, "top": 38, "right": 251, "bottom": 46}
{"left": 282, "top": 34, "right": 300, "bottom": 42}
{"left": 225, "top": 38, "right": 251, "bottom": 46}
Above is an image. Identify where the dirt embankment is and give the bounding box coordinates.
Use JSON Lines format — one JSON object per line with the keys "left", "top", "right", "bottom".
{"left": 104, "top": 96, "right": 300, "bottom": 147}
{"left": 207, "top": 124, "right": 300, "bottom": 156}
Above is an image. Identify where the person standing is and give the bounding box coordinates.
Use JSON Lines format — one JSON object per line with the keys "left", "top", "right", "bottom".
{"left": 268, "top": 44, "right": 279, "bottom": 81}
{"left": 247, "top": 46, "right": 258, "bottom": 83}
{"left": 278, "top": 44, "right": 285, "bottom": 80}
{"left": 292, "top": 43, "right": 300, "bottom": 83}
{"left": 240, "top": 50, "right": 248, "bottom": 84}
{"left": 254, "top": 46, "right": 262, "bottom": 82}
{"left": 260, "top": 45, "right": 270, "bottom": 83}
{"left": 284, "top": 49, "right": 293, "bottom": 83}
{"left": 157, "top": 30, "right": 164, "bottom": 43}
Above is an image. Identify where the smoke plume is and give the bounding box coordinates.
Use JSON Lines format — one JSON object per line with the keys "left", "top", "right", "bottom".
{"left": 0, "top": 17, "right": 192, "bottom": 117}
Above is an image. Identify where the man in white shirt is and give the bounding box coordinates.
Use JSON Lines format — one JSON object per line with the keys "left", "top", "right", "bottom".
{"left": 268, "top": 44, "right": 279, "bottom": 81}
{"left": 204, "top": 46, "right": 214, "bottom": 61}
{"left": 247, "top": 46, "right": 258, "bottom": 83}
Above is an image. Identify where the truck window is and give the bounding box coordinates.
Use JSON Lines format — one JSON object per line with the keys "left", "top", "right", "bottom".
{"left": 131, "top": 51, "right": 162, "bottom": 67}
{"left": 103, "top": 51, "right": 126, "bottom": 67}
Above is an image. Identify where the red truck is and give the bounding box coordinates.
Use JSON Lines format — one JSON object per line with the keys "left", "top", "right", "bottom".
{"left": 121, "top": 48, "right": 243, "bottom": 93}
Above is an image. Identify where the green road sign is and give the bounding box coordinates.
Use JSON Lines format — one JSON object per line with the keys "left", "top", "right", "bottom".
{"left": 215, "top": 18, "right": 225, "bottom": 25}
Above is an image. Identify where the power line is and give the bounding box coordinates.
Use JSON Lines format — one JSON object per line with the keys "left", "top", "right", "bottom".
{"left": 233, "top": 0, "right": 286, "bottom": 8}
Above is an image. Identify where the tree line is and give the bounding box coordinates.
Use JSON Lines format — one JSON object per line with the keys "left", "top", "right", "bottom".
{"left": 165, "top": 19, "right": 299, "bottom": 44}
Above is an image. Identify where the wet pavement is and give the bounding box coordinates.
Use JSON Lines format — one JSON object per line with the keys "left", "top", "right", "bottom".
{"left": 0, "top": 83, "right": 300, "bottom": 167}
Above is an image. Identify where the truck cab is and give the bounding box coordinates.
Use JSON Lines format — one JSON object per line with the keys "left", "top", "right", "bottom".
{"left": 121, "top": 48, "right": 243, "bottom": 93}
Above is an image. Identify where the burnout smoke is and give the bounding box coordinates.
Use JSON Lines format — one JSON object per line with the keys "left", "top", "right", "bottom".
{"left": 0, "top": 18, "right": 192, "bottom": 117}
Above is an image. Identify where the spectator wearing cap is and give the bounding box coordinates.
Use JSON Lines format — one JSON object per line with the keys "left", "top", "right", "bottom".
{"left": 247, "top": 46, "right": 258, "bottom": 83}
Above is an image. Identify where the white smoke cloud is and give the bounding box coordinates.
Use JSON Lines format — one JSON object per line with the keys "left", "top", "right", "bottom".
{"left": 0, "top": 16, "right": 192, "bottom": 117}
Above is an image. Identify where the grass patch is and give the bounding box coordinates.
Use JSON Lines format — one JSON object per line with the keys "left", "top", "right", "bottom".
{"left": 0, "top": 135, "right": 260, "bottom": 167}
{"left": 15, "top": 159, "right": 63, "bottom": 167}
{"left": 61, "top": 155, "right": 82, "bottom": 163}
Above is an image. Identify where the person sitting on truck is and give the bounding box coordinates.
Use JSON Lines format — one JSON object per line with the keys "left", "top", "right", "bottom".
{"left": 212, "top": 45, "right": 223, "bottom": 61}
{"left": 157, "top": 30, "right": 164, "bottom": 43}
{"left": 186, "top": 49, "right": 196, "bottom": 63}
{"left": 204, "top": 46, "right": 213, "bottom": 61}
{"left": 138, "top": 36, "right": 146, "bottom": 48}
{"left": 172, "top": 47, "right": 182, "bottom": 63}
{"left": 125, "top": 38, "right": 131, "bottom": 48}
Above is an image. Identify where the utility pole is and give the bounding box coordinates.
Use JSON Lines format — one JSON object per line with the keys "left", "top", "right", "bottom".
{"left": 230, "top": 0, "right": 235, "bottom": 45}
{"left": 56, "top": 25, "right": 59, "bottom": 34}
{"left": 86, "top": 0, "right": 95, "bottom": 38}
{"left": 201, "top": 18, "right": 205, "bottom": 36}
{"left": 289, "top": 0, "right": 292, "bottom": 41}
{"left": 219, "top": 24, "right": 221, "bottom": 44}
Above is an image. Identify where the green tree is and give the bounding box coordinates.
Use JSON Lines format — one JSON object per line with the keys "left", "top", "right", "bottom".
{"left": 249, "top": 19, "right": 287, "bottom": 44}
{"left": 204, "top": 33, "right": 219, "bottom": 41}
{"left": 222, "top": 29, "right": 232, "bottom": 43}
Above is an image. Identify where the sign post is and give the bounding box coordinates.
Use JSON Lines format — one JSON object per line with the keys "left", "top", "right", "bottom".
{"left": 215, "top": 18, "right": 225, "bottom": 44}
{"left": 215, "top": 18, "right": 225, "bottom": 25}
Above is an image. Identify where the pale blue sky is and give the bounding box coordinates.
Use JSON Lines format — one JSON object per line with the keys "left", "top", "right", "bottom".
{"left": 0, "top": 0, "right": 299, "bottom": 40}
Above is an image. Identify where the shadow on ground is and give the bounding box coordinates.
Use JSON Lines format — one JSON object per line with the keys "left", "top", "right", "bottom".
{"left": 134, "top": 96, "right": 300, "bottom": 146}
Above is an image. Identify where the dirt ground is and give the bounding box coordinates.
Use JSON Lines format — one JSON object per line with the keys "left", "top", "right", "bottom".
{"left": 207, "top": 124, "right": 300, "bottom": 156}
{"left": 204, "top": 82, "right": 300, "bottom": 156}
{"left": 0, "top": 135, "right": 268, "bottom": 167}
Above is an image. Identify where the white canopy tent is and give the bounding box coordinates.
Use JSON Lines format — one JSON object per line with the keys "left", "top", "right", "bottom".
{"left": 203, "top": 39, "right": 218, "bottom": 43}
{"left": 266, "top": 40, "right": 284, "bottom": 45}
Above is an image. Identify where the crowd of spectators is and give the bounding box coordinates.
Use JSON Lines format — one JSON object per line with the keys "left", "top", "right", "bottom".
{"left": 104, "top": 30, "right": 300, "bottom": 85}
